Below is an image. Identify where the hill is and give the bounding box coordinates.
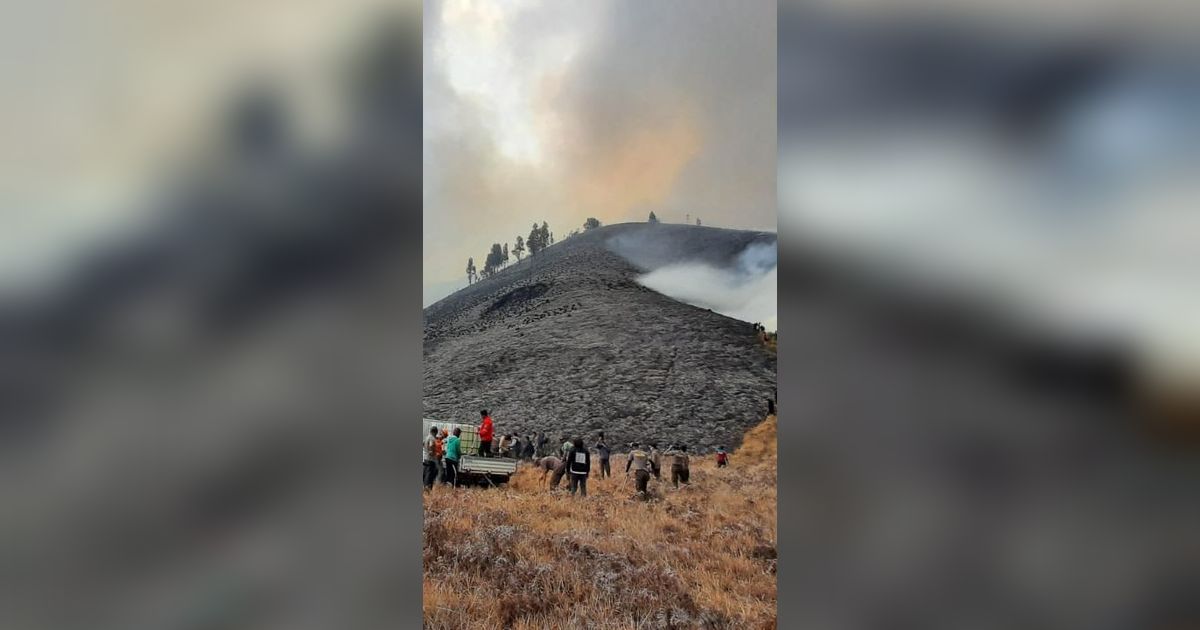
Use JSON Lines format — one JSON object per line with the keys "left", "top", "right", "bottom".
{"left": 423, "top": 223, "right": 777, "bottom": 451}
{"left": 423, "top": 414, "right": 778, "bottom": 629}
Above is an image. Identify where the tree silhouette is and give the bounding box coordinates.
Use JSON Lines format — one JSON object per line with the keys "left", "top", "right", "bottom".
{"left": 696, "top": 217, "right": 702, "bottom": 226}
{"left": 540, "top": 222, "right": 550, "bottom": 248}
{"left": 466, "top": 257, "right": 476, "bottom": 284}
{"left": 648, "top": 211, "right": 659, "bottom": 224}
{"left": 503, "top": 243, "right": 510, "bottom": 267}
{"left": 514, "top": 235, "right": 525, "bottom": 262}
{"left": 484, "top": 243, "right": 503, "bottom": 277}
{"left": 527, "top": 222, "right": 544, "bottom": 256}
{"left": 584, "top": 217, "right": 601, "bottom": 231}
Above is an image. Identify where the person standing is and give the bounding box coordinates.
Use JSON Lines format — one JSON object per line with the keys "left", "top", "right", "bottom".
{"left": 560, "top": 435, "right": 573, "bottom": 460}
{"left": 625, "top": 442, "right": 652, "bottom": 498}
{"left": 595, "top": 435, "right": 611, "bottom": 478}
{"left": 434, "top": 428, "right": 447, "bottom": 484}
{"left": 567, "top": 437, "right": 591, "bottom": 497}
{"left": 478, "top": 410, "right": 494, "bottom": 457}
{"left": 524, "top": 435, "right": 536, "bottom": 461}
{"left": 423, "top": 427, "right": 439, "bottom": 491}
{"left": 649, "top": 443, "right": 662, "bottom": 480}
{"left": 670, "top": 445, "right": 690, "bottom": 488}
{"left": 442, "top": 428, "right": 462, "bottom": 485}
{"left": 715, "top": 446, "right": 728, "bottom": 468}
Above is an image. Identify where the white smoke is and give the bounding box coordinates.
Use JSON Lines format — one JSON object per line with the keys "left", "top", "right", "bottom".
{"left": 637, "top": 242, "right": 777, "bottom": 331}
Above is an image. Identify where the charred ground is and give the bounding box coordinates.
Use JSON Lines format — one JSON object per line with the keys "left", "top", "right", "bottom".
{"left": 423, "top": 223, "right": 777, "bottom": 451}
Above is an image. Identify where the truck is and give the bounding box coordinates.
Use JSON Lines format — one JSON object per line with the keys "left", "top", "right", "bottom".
{"left": 423, "top": 418, "right": 519, "bottom": 486}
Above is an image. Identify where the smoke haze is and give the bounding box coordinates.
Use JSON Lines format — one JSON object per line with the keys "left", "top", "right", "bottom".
{"left": 423, "top": 0, "right": 775, "bottom": 301}
{"left": 637, "top": 241, "right": 778, "bottom": 331}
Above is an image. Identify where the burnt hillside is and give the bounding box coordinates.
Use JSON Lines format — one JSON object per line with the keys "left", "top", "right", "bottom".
{"left": 423, "top": 223, "right": 777, "bottom": 451}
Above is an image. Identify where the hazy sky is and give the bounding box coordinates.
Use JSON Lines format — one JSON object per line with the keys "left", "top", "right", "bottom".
{"left": 423, "top": 0, "right": 776, "bottom": 304}
{"left": 0, "top": 0, "right": 408, "bottom": 293}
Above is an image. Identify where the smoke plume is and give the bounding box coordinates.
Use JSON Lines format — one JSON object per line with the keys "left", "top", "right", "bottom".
{"left": 636, "top": 241, "right": 777, "bottom": 331}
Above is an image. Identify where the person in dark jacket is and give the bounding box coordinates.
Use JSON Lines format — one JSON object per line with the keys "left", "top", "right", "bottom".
{"left": 670, "top": 445, "right": 690, "bottom": 488}
{"left": 567, "top": 437, "right": 591, "bottom": 497}
{"left": 595, "top": 435, "right": 611, "bottom": 478}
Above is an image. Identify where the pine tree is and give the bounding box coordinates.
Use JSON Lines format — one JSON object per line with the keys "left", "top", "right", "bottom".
{"left": 584, "top": 217, "right": 601, "bottom": 231}
{"left": 528, "top": 223, "right": 543, "bottom": 256}
{"left": 466, "top": 257, "right": 476, "bottom": 284}
{"left": 514, "top": 235, "right": 525, "bottom": 262}
{"left": 503, "top": 243, "right": 510, "bottom": 267}
{"left": 484, "top": 243, "right": 504, "bottom": 277}
{"left": 648, "top": 211, "right": 659, "bottom": 224}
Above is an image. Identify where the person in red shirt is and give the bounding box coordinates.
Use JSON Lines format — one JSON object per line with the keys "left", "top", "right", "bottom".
{"left": 478, "top": 409, "right": 494, "bottom": 457}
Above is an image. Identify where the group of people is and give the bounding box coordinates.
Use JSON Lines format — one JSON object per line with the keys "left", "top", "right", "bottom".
{"left": 538, "top": 435, "right": 717, "bottom": 499}
{"left": 622, "top": 442, "right": 696, "bottom": 496}
{"left": 423, "top": 425, "right": 463, "bottom": 489}
{"left": 536, "top": 432, "right": 613, "bottom": 497}
{"left": 422, "top": 409, "right": 734, "bottom": 497}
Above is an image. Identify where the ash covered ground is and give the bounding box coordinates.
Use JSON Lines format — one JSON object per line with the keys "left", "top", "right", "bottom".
{"left": 423, "top": 223, "right": 777, "bottom": 451}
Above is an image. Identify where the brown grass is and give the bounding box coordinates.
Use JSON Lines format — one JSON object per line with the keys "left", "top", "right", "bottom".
{"left": 423, "top": 415, "right": 777, "bottom": 629}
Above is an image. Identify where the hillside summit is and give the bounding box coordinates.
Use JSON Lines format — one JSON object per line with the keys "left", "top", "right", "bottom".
{"left": 423, "top": 223, "right": 777, "bottom": 451}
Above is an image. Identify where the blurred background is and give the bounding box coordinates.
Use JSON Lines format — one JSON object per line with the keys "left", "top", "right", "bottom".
{"left": 778, "top": 0, "right": 1199, "bottom": 628}
{"left": 0, "top": 1, "right": 422, "bottom": 628}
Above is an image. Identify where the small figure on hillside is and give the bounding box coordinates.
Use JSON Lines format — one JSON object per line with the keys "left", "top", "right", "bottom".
{"left": 595, "top": 434, "right": 612, "bottom": 478}
{"left": 716, "top": 446, "right": 729, "bottom": 468}
{"left": 423, "top": 427, "right": 440, "bottom": 492}
{"left": 442, "top": 428, "right": 462, "bottom": 486}
{"left": 478, "top": 410, "right": 494, "bottom": 457}
{"left": 649, "top": 443, "right": 662, "bottom": 480}
{"left": 670, "top": 445, "right": 690, "bottom": 489}
{"left": 567, "top": 437, "right": 591, "bottom": 497}
{"left": 625, "top": 442, "right": 652, "bottom": 498}
{"left": 524, "top": 435, "right": 536, "bottom": 461}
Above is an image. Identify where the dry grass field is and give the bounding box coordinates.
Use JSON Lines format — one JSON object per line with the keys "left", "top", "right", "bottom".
{"left": 423, "top": 415, "right": 778, "bottom": 629}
